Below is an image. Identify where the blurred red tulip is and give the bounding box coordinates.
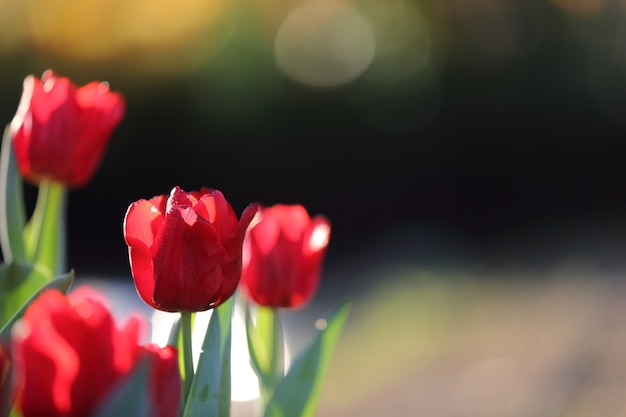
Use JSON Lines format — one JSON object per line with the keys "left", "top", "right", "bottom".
{"left": 124, "top": 186, "right": 258, "bottom": 312}
{"left": 11, "top": 287, "right": 180, "bottom": 417}
{"left": 241, "top": 204, "right": 331, "bottom": 308}
{"left": 10, "top": 70, "right": 125, "bottom": 188}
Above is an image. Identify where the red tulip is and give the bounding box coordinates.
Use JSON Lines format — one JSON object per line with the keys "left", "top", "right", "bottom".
{"left": 241, "top": 204, "right": 331, "bottom": 308}
{"left": 11, "top": 287, "right": 180, "bottom": 417}
{"left": 123, "top": 186, "right": 258, "bottom": 312}
{"left": 10, "top": 70, "right": 125, "bottom": 188}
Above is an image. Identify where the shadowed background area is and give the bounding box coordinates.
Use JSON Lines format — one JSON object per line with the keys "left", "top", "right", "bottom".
{"left": 2, "top": 0, "right": 626, "bottom": 415}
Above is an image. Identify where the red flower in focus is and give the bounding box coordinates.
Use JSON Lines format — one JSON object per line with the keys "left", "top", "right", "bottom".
{"left": 11, "top": 288, "right": 180, "bottom": 417}
{"left": 241, "top": 204, "right": 331, "bottom": 308}
{"left": 10, "top": 70, "right": 125, "bottom": 188}
{"left": 123, "top": 186, "right": 258, "bottom": 312}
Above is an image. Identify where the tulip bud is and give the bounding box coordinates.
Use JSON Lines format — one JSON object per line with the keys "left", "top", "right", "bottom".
{"left": 241, "top": 204, "right": 331, "bottom": 308}
{"left": 10, "top": 70, "right": 125, "bottom": 188}
{"left": 124, "top": 186, "right": 258, "bottom": 312}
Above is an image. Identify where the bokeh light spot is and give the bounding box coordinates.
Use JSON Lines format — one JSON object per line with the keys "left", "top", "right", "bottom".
{"left": 274, "top": 1, "right": 376, "bottom": 88}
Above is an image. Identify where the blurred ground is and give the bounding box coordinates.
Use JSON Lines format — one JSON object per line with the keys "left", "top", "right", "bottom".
{"left": 308, "top": 222, "right": 626, "bottom": 417}
{"left": 316, "top": 272, "right": 626, "bottom": 417}
{"left": 81, "top": 222, "right": 626, "bottom": 417}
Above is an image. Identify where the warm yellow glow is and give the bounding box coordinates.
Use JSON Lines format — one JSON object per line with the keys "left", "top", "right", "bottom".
{"left": 0, "top": 0, "right": 29, "bottom": 52}
{"left": 21, "top": 0, "right": 231, "bottom": 70}
{"left": 549, "top": 0, "right": 608, "bottom": 16}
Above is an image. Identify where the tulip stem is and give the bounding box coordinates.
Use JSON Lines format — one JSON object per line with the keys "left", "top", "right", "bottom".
{"left": 258, "top": 306, "right": 284, "bottom": 406}
{"left": 23, "top": 179, "right": 66, "bottom": 277}
{"left": 181, "top": 312, "right": 194, "bottom": 403}
{"left": 270, "top": 308, "right": 284, "bottom": 384}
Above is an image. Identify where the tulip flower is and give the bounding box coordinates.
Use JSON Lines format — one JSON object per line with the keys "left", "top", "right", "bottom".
{"left": 9, "top": 70, "right": 125, "bottom": 188}
{"left": 241, "top": 204, "right": 331, "bottom": 308}
{"left": 10, "top": 287, "right": 180, "bottom": 417}
{"left": 123, "top": 186, "right": 258, "bottom": 312}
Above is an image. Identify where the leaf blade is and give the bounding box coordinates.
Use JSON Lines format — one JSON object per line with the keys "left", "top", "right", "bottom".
{"left": 0, "top": 269, "right": 74, "bottom": 340}
{"left": 0, "top": 125, "right": 27, "bottom": 264}
{"left": 23, "top": 181, "right": 66, "bottom": 277}
{"left": 183, "top": 298, "right": 233, "bottom": 417}
{"left": 263, "top": 302, "right": 350, "bottom": 417}
{"left": 90, "top": 356, "right": 151, "bottom": 417}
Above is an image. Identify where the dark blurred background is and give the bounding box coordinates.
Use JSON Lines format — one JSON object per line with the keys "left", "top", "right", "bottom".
{"left": 1, "top": 0, "right": 626, "bottom": 276}
{"left": 2, "top": 0, "right": 626, "bottom": 277}
{"left": 5, "top": 1, "right": 626, "bottom": 415}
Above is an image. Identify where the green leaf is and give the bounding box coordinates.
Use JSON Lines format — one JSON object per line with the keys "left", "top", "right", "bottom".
{"left": 167, "top": 315, "right": 182, "bottom": 348}
{"left": 183, "top": 298, "right": 233, "bottom": 417}
{"left": 0, "top": 125, "right": 27, "bottom": 264}
{"left": 0, "top": 260, "right": 67, "bottom": 328}
{"left": 0, "top": 270, "right": 74, "bottom": 340}
{"left": 263, "top": 302, "right": 351, "bottom": 417}
{"left": 0, "top": 261, "right": 48, "bottom": 327}
{"left": 90, "top": 357, "right": 151, "bottom": 417}
{"left": 23, "top": 180, "right": 66, "bottom": 278}
{"left": 217, "top": 301, "right": 233, "bottom": 417}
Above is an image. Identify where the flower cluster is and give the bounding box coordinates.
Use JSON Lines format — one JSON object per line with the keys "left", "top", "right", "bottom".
{"left": 0, "top": 71, "right": 346, "bottom": 417}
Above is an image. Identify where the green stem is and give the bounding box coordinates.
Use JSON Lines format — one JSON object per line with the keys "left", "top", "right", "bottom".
{"left": 25, "top": 180, "right": 66, "bottom": 277}
{"left": 181, "top": 312, "right": 194, "bottom": 403}
{"left": 271, "top": 308, "right": 284, "bottom": 383}
{"left": 259, "top": 306, "right": 284, "bottom": 407}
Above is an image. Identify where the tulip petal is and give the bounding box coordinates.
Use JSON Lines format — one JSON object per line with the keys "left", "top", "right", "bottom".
{"left": 273, "top": 204, "right": 311, "bottom": 242}
{"left": 196, "top": 190, "right": 238, "bottom": 238}
{"left": 28, "top": 75, "right": 80, "bottom": 185}
{"left": 124, "top": 199, "right": 166, "bottom": 310}
{"left": 15, "top": 323, "right": 79, "bottom": 416}
{"left": 145, "top": 345, "right": 180, "bottom": 417}
{"left": 70, "top": 82, "right": 125, "bottom": 187}
{"left": 152, "top": 207, "right": 225, "bottom": 311}
{"left": 215, "top": 203, "right": 260, "bottom": 306}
